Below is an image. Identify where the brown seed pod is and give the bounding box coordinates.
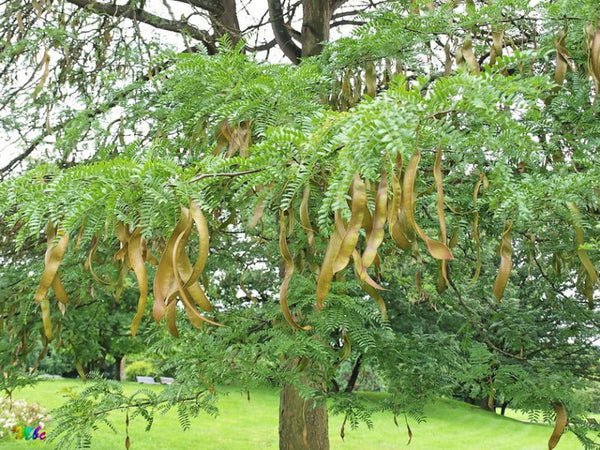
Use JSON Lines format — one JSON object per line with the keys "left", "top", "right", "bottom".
{"left": 333, "top": 173, "right": 366, "bottom": 273}
{"left": 128, "top": 228, "right": 149, "bottom": 336}
{"left": 300, "top": 184, "right": 316, "bottom": 248}
{"left": 279, "top": 211, "right": 311, "bottom": 331}
{"left": 493, "top": 222, "right": 513, "bottom": 301}
{"left": 35, "top": 223, "right": 70, "bottom": 304}
{"left": 548, "top": 403, "right": 567, "bottom": 450}
{"left": 403, "top": 150, "right": 453, "bottom": 260}
{"left": 361, "top": 172, "right": 388, "bottom": 271}
{"left": 316, "top": 220, "right": 343, "bottom": 309}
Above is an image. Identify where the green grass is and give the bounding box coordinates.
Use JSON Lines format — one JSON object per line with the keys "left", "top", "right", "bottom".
{"left": 2, "top": 380, "right": 583, "bottom": 449}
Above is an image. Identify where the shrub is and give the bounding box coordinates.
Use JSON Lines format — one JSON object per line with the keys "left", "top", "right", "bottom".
{"left": 125, "top": 360, "right": 155, "bottom": 381}
{"left": 0, "top": 397, "right": 50, "bottom": 440}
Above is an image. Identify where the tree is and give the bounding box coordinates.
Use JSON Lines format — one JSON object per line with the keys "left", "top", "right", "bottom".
{"left": 2, "top": 1, "right": 600, "bottom": 449}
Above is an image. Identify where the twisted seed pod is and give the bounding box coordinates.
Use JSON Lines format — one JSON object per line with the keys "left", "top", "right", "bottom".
{"left": 470, "top": 175, "right": 484, "bottom": 284}
{"left": 332, "top": 173, "right": 366, "bottom": 273}
{"left": 548, "top": 403, "right": 567, "bottom": 450}
{"left": 493, "top": 222, "right": 513, "bottom": 301}
{"left": 403, "top": 150, "right": 453, "bottom": 260}
{"left": 389, "top": 155, "right": 411, "bottom": 250}
{"left": 153, "top": 207, "right": 191, "bottom": 321}
{"left": 52, "top": 275, "right": 69, "bottom": 305}
{"left": 40, "top": 298, "right": 53, "bottom": 341}
{"left": 316, "top": 219, "right": 343, "bottom": 309}
{"left": 35, "top": 224, "right": 70, "bottom": 304}
{"left": 86, "top": 237, "right": 111, "bottom": 285}
{"left": 300, "top": 184, "right": 316, "bottom": 249}
{"left": 489, "top": 28, "right": 504, "bottom": 66}
{"left": 361, "top": 172, "right": 387, "bottom": 271}
{"left": 279, "top": 211, "right": 312, "bottom": 330}
{"left": 567, "top": 202, "right": 598, "bottom": 307}
{"left": 128, "top": 228, "right": 148, "bottom": 336}
{"left": 433, "top": 147, "right": 449, "bottom": 288}
{"left": 172, "top": 223, "right": 223, "bottom": 328}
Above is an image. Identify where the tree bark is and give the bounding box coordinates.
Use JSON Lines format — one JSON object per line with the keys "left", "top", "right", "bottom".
{"left": 279, "top": 383, "right": 329, "bottom": 450}
{"left": 301, "top": 0, "right": 331, "bottom": 58}
{"left": 118, "top": 356, "right": 127, "bottom": 382}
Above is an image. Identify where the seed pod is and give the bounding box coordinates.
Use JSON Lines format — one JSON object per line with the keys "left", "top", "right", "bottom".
{"left": 279, "top": 211, "right": 312, "bottom": 330}
{"left": 40, "top": 298, "right": 53, "bottom": 341}
{"left": 185, "top": 201, "right": 210, "bottom": 288}
{"left": 35, "top": 224, "right": 70, "bottom": 304}
{"left": 360, "top": 279, "right": 388, "bottom": 320}
{"left": 248, "top": 198, "right": 266, "bottom": 228}
{"left": 567, "top": 202, "right": 598, "bottom": 306}
{"left": 352, "top": 249, "right": 385, "bottom": 291}
{"left": 165, "top": 300, "right": 179, "bottom": 338}
{"left": 51, "top": 275, "right": 69, "bottom": 305}
{"left": 172, "top": 222, "right": 223, "bottom": 327}
{"left": 365, "top": 61, "right": 377, "bottom": 97}
{"left": 589, "top": 28, "right": 600, "bottom": 92}
{"left": 114, "top": 259, "right": 129, "bottom": 301}
{"left": 461, "top": 35, "right": 480, "bottom": 73}
{"left": 154, "top": 207, "right": 192, "bottom": 322}
{"left": 470, "top": 175, "right": 484, "bottom": 284}
{"left": 362, "top": 172, "right": 387, "bottom": 271}
{"left": 389, "top": 168, "right": 411, "bottom": 250}
{"left": 128, "top": 228, "right": 148, "bottom": 336}
{"left": 434, "top": 146, "right": 449, "bottom": 288}
{"left": 300, "top": 183, "right": 316, "bottom": 248}
{"left": 316, "top": 223, "right": 343, "bottom": 309}
{"left": 403, "top": 150, "right": 453, "bottom": 260}
{"left": 493, "top": 222, "right": 513, "bottom": 301}
{"left": 553, "top": 33, "right": 571, "bottom": 90}
{"left": 548, "top": 403, "right": 567, "bottom": 450}
{"left": 86, "top": 237, "right": 111, "bottom": 285}
{"left": 340, "top": 329, "right": 351, "bottom": 360}
{"left": 333, "top": 173, "right": 366, "bottom": 273}
{"left": 489, "top": 28, "right": 504, "bottom": 66}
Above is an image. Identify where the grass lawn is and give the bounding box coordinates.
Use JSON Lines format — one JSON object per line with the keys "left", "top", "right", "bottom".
{"left": 2, "top": 379, "right": 583, "bottom": 449}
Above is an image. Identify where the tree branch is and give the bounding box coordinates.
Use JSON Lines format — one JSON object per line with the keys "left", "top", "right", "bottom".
{"left": 66, "top": 0, "right": 216, "bottom": 52}
{"left": 267, "top": 0, "right": 301, "bottom": 64}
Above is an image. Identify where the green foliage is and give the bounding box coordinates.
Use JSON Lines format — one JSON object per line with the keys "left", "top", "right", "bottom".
{"left": 125, "top": 361, "right": 155, "bottom": 381}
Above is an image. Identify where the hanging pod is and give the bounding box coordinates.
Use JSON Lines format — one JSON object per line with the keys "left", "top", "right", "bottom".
{"left": 35, "top": 223, "right": 70, "bottom": 340}
{"left": 470, "top": 174, "right": 485, "bottom": 284}
{"left": 389, "top": 154, "right": 411, "bottom": 250}
{"left": 361, "top": 172, "right": 388, "bottom": 274}
{"left": 332, "top": 173, "right": 367, "bottom": 274}
{"left": 489, "top": 28, "right": 504, "bottom": 66}
{"left": 128, "top": 228, "right": 148, "bottom": 336}
{"left": 365, "top": 61, "right": 377, "bottom": 98}
{"left": 279, "top": 211, "right": 312, "bottom": 330}
{"left": 492, "top": 222, "right": 513, "bottom": 301}
{"left": 433, "top": 146, "right": 450, "bottom": 288}
{"left": 548, "top": 403, "right": 567, "bottom": 450}
{"left": 316, "top": 215, "right": 343, "bottom": 309}
{"left": 153, "top": 201, "right": 219, "bottom": 335}
{"left": 553, "top": 32, "right": 572, "bottom": 90}
{"left": 35, "top": 223, "right": 70, "bottom": 304}
{"left": 85, "top": 237, "right": 111, "bottom": 285}
{"left": 300, "top": 183, "right": 316, "bottom": 249}
{"left": 402, "top": 150, "right": 453, "bottom": 260}
{"left": 567, "top": 202, "right": 598, "bottom": 307}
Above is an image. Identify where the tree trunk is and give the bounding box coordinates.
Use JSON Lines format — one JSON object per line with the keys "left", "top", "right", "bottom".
{"left": 301, "top": 0, "right": 331, "bottom": 58}
{"left": 279, "top": 383, "right": 329, "bottom": 450}
{"left": 476, "top": 396, "right": 495, "bottom": 412}
{"left": 117, "top": 356, "right": 127, "bottom": 382}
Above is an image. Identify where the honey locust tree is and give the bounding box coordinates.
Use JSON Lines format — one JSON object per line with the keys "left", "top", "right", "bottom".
{"left": 2, "top": 1, "right": 600, "bottom": 449}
